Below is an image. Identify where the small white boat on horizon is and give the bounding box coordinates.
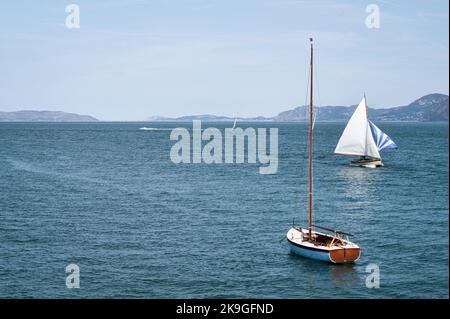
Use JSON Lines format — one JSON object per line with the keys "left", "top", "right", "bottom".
{"left": 139, "top": 127, "right": 175, "bottom": 131}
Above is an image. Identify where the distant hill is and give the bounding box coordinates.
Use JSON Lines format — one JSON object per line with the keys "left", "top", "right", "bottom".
{"left": 275, "top": 105, "right": 355, "bottom": 121}
{"left": 370, "top": 93, "right": 449, "bottom": 122}
{"left": 148, "top": 93, "right": 448, "bottom": 122}
{"left": 2, "top": 93, "right": 447, "bottom": 122}
{"left": 0, "top": 110, "right": 99, "bottom": 122}
{"left": 273, "top": 93, "right": 449, "bottom": 122}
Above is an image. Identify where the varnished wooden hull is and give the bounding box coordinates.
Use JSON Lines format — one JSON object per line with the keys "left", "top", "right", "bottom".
{"left": 329, "top": 247, "right": 361, "bottom": 263}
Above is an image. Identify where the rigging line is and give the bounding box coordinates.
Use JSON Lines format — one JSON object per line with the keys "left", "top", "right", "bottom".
{"left": 303, "top": 59, "right": 311, "bottom": 158}
{"left": 312, "top": 52, "right": 321, "bottom": 130}
{"left": 309, "top": 45, "right": 318, "bottom": 224}
{"left": 311, "top": 44, "right": 321, "bottom": 221}
{"left": 303, "top": 55, "right": 311, "bottom": 219}
{"left": 295, "top": 49, "right": 311, "bottom": 223}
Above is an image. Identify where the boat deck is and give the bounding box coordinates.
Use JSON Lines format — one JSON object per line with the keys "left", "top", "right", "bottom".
{"left": 287, "top": 227, "right": 359, "bottom": 251}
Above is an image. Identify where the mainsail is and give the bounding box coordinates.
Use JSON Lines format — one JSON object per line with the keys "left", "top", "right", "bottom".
{"left": 369, "top": 121, "right": 398, "bottom": 151}
{"left": 334, "top": 97, "right": 380, "bottom": 159}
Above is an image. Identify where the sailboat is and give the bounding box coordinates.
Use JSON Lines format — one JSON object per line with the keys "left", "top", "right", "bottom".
{"left": 232, "top": 117, "right": 237, "bottom": 130}
{"left": 286, "top": 39, "right": 361, "bottom": 264}
{"left": 334, "top": 95, "right": 397, "bottom": 168}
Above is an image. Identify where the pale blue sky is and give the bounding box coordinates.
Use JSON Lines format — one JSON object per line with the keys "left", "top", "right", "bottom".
{"left": 0, "top": 0, "right": 448, "bottom": 120}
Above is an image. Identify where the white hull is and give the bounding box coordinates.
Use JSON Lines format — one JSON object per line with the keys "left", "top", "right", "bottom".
{"left": 350, "top": 158, "right": 383, "bottom": 168}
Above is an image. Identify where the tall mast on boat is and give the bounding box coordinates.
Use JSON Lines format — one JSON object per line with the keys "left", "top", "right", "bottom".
{"left": 308, "top": 38, "right": 313, "bottom": 240}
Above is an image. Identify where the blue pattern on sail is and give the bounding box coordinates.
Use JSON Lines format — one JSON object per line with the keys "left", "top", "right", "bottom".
{"left": 369, "top": 121, "right": 397, "bottom": 151}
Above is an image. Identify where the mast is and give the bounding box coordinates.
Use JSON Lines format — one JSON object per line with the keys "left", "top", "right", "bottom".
{"left": 308, "top": 38, "right": 313, "bottom": 240}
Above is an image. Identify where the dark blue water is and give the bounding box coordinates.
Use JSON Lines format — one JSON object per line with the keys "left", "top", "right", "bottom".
{"left": 0, "top": 122, "right": 448, "bottom": 298}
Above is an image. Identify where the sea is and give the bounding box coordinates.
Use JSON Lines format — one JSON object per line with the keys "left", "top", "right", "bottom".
{"left": 0, "top": 121, "right": 448, "bottom": 298}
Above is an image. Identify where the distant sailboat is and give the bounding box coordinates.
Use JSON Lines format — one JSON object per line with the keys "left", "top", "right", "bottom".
{"left": 334, "top": 95, "right": 397, "bottom": 168}
{"left": 286, "top": 39, "right": 361, "bottom": 264}
{"left": 232, "top": 117, "right": 237, "bottom": 129}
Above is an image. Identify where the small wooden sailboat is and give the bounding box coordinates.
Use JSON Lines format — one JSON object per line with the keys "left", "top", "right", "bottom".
{"left": 334, "top": 95, "right": 397, "bottom": 168}
{"left": 286, "top": 39, "right": 361, "bottom": 264}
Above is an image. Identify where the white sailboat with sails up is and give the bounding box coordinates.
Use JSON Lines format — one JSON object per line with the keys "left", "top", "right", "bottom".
{"left": 334, "top": 95, "right": 397, "bottom": 168}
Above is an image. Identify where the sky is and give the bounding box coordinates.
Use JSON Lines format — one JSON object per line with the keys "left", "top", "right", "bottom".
{"left": 0, "top": 0, "right": 448, "bottom": 120}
